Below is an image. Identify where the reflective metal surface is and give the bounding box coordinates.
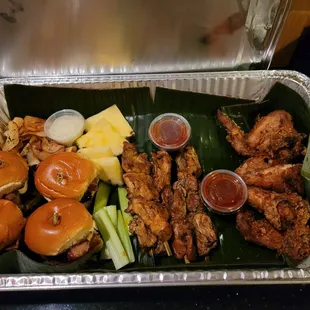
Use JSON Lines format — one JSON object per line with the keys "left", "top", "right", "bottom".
{"left": 0, "top": 69, "right": 310, "bottom": 289}
{"left": 0, "top": 0, "right": 290, "bottom": 77}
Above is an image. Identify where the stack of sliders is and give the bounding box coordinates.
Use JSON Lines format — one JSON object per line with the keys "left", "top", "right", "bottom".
{"left": 122, "top": 142, "right": 173, "bottom": 255}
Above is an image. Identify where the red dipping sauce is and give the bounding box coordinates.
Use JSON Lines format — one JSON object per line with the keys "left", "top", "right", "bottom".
{"left": 200, "top": 170, "right": 247, "bottom": 214}
{"left": 148, "top": 113, "right": 191, "bottom": 152}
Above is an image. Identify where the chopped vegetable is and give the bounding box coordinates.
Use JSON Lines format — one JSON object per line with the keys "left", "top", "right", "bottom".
{"left": 93, "top": 182, "right": 111, "bottom": 214}
{"left": 100, "top": 245, "right": 112, "bottom": 260}
{"left": 118, "top": 187, "right": 132, "bottom": 235}
{"left": 117, "top": 210, "right": 135, "bottom": 263}
{"left": 93, "top": 208, "right": 129, "bottom": 270}
{"left": 106, "top": 205, "right": 117, "bottom": 228}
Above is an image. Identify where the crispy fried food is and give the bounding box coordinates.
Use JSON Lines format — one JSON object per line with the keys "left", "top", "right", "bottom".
{"left": 3, "top": 121, "right": 19, "bottom": 152}
{"left": 123, "top": 173, "right": 159, "bottom": 201}
{"left": 218, "top": 110, "right": 306, "bottom": 159}
{"left": 128, "top": 198, "right": 172, "bottom": 242}
{"left": 129, "top": 216, "right": 157, "bottom": 249}
{"left": 236, "top": 157, "right": 303, "bottom": 195}
{"left": 247, "top": 186, "right": 310, "bottom": 230}
{"left": 236, "top": 210, "right": 284, "bottom": 250}
{"left": 29, "top": 137, "right": 65, "bottom": 161}
{"left": 281, "top": 225, "right": 310, "bottom": 262}
{"left": 191, "top": 212, "right": 217, "bottom": 256}
{"left": 23, "top": 116, "right": 45, "bottom": 134}
{"left": 151, "top": 151, "right": 171, "bottom": 192}
{"left": 171, "top": 219, "right": 196, "bottom": 261}
{"left": 122, "top": 142, "right": 152, "bottom": 174}
{"left": 176, "top": 146, "right": 202, "bottom": 178}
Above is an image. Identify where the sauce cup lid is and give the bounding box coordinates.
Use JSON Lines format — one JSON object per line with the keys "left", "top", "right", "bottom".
{"left": 148, "top": 113, "right": 191, "bottom": 152}
{"left": 200, "top": 169, "right": 248, "bottom": 215}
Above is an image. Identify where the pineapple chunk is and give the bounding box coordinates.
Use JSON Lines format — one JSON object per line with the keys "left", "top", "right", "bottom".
{"left": 76, "top": 118, "right": 126, "bottom": 156}
{"left": 93, "top": 157, "right": 124, "bottom": 186}
{"left": 85, "top": 104, "right": 134, "bottom": 138}
{"left": 77, "top": 146, "right": 114, "bottom": 159}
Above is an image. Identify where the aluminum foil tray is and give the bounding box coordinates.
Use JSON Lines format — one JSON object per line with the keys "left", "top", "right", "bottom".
{"left": 0, "top": 69, "right": 310, "bottom": 290}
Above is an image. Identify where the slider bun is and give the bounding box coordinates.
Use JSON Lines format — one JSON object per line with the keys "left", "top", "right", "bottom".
{"left": 35, "top": 152, "right": 97, "bottom": 200}
{"left": 0, "top": 199, "right": 25, "bottom": 250}
{"left": 0, "top": 152, "right": 28, "bottom": 197}
{"left": 24, "top": 198, "right": 93, "bottom": 256}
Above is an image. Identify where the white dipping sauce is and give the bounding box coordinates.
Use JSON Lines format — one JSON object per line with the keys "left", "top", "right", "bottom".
{"left": 50, "top": 115, "right": 83, "bottom": 138}
{"left": 45, "top": 111, "right": 85, "bottom": 146}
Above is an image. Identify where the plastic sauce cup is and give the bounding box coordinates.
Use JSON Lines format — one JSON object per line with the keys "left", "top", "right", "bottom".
{"left": 200, "top": 169, "right": 248, "bottom": 215}
{"left": 148, "top": 113, "right": 191, "bottom": 152}
{"left": 44, "top": 109, "right": 85, "bottom": 146}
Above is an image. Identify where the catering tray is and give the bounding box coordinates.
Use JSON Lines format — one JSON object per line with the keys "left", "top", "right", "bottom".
{"left": 0, "top": 69, "right": 310, "bottom": 290}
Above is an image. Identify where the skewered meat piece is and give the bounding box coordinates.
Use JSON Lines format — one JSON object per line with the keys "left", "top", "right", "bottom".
{"left": 128, "top": 198, "right": 172, "bottom": 242}
{"left": 171, "top": 181, "right": 187, "bottom": 220}
{"left": 123, "top": 173, "right": 159, "bottom": 201}
{"left": 191, "top": 212, "right": 217, "bottom": 256}
{"left": 236, "top": 210, "right": 284, "bottom": 251}
{"left": 236, "top": 157, "right": 303, "bottom": 195}
{"left": 129, "top": 216, "right": 157, "bottom": 249}
{"left": 176, "top": 146, "right": 202, "bottom": 178}
{"left": 122, "top": 142, "right": 152, "bottom": 174}
{"left": 171, "top": 219, "right": 196, "bottom": 261}
{"left": 161, "top": 185, "right": 173, "bottom": 214}
{"left": 151, "top": 151, "right": 171, "bottom": 192}
{"left": 217, "top": 110, "right": 306, "bottom": 159}
{"left": 247, "top": 186, "right": 310, "bottom": 230}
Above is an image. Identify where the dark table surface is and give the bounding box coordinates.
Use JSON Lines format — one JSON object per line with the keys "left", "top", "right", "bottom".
{"left": 2, "top": 27, "right": 310, "bottom": 310}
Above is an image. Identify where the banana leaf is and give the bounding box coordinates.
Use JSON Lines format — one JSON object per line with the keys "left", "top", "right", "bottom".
{"left": 1, "top": 82, "right": 308, "bottom": 273}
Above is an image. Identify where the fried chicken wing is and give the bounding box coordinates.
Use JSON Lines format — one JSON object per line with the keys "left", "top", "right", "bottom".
{"left": 236, "top": 210, "right": 284, "bottom": 250}
{"left": 122, "top": 142, "right": 152, "bottom": 174}
{"left": 236, "top": 157, "right": 303, "bottom": 195}
{"left": 152, "top": 151, "right": 171, "bottom": 192}
{"left": 129, "top": 198, "right": 172, "bottom": 242}
{"left": 281, "top": 225, "right": 310, "bottom": 262}
{"left": 123, "top": 173, "right": 159, "bottom": 201}
{"left": 218, "top": 110, "right": 306, "bottom": 159}
{"left": 191, "top": 212, "right": 217, "bottom": 256}
{"left": 129, "top": 216, "right": 157, "bottom": 248}
{"left": 247, "top": 186, "right": 310, "bottom": 230}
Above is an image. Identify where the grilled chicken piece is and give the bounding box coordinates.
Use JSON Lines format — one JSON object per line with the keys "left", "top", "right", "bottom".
{"left": 128, "top": 198, "right": 172, "bottom": 242}
{"left": 152, "top": 151, "right": 171, "bottom": 192}
{"left": 171, "top": 219, "right": 196, "bottom": 261}
{"left": 171, "top": 181, "right": 187, "bottom": 220}
{"left": 191, "top": 212, "right": 217, "bottom": 256}
{"left": 236, "top": 157, "right": 303, "bottom": 195}
{"left": 129, "top": 216, "right": 157, "bottom": 249}
{"left": 281, "top": 225, "right": 310, "bottom": 263}
{"left": 236, "top": 210, "right": 284, "bottom": 250}
{"left": 123, "top": 173, "right": 159, "bottom": 201}
{"left": 122, "top": 142, "right": 152, "bottom": 174}
{"left": 218, "top": 110, "right": 306, "bottom": 159}
{"left": 161, "top": 185, "right": 173, "bottom": 215}
{"left": 176, "top": 146, "right": 202, "bottom": 178}
{"left": 247, "top": 186, "right": 310, "bottom": 230}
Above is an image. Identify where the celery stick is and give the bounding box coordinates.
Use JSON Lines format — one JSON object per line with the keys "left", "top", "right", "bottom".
{"left": 118, "top": 187, "right": 132, "bottom": 235}
{"left": 117, "top": 210, "right": 135, "bottom": 263}
{"left": 100, "top": 245, "right": 111, "bottom": 260}
{"left": 93, "top": 208, "right": 129, "bottom": 270}
{"left": 106, "top": 205, "right": 117, "bottom": 228}
{"left": 93, "top": 182, "right": 111, "bottom": 214}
